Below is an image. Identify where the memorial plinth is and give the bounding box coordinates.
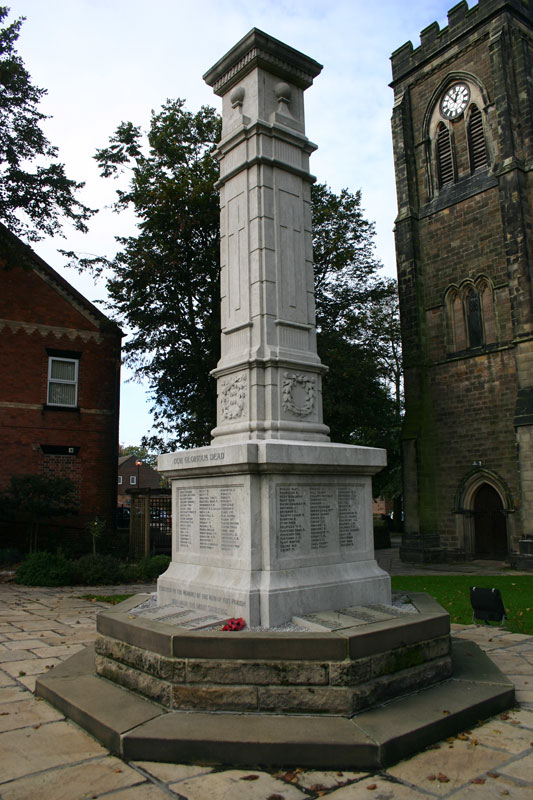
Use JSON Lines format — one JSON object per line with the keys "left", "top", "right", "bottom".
{"left": 157, "top": 29, "right": 391, "bottom": 626}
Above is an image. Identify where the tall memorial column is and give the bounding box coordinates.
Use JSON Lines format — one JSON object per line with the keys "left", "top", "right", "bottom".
{"left": 157, "top": 30, "right": 391, "bottom": 626}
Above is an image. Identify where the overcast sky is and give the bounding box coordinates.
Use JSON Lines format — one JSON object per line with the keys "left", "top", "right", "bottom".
{"left": 7, "top": 0, "right": 461, "bottom": 448}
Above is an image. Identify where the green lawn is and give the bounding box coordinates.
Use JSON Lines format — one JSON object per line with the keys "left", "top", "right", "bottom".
{"left": 80, "top": 593, "right": 133, "bottom": 605}
{"left": 392, "top": 575, "right": 533, "bottom": 635}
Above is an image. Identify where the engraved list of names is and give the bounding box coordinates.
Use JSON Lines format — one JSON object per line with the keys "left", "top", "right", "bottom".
{"left": 177, "top": 486, "right": 242, "bottom": 555}
{"left": 277, "top": 484, "right": 360, "bottom": 557}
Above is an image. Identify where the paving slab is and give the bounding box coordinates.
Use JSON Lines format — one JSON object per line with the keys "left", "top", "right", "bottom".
{"left": 386, "top": 737, "right": 515, "bottom": 793}
{"left": 0, "top": 756, "right": 145, "bottom": 800}
{"left": 0, "top": 696, "right": 64, "bottom": 732}
{"left": 325, "top": 776, "right": 429, "bottom": 798}
{"left": 133, "top": 761, "right": 214, "bottom": 783}
{"left": 0, "top": 719, "right": 107, "bottom": 783}
{"left": 498, "top": 750, "right": 533, "bottom": 782}
{"left": 445, "top": 773, "right": 533, "bottom": 799}
{"left": 164, "top": 768, "right": 308, "bottom": 800}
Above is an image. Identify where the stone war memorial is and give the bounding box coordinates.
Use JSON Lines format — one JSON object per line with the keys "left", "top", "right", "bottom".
{"left": 155, "top": 27, "right": 390, "bottom": 628}
{"left": 37, "top": 28, "right": 514, "bottom": 769}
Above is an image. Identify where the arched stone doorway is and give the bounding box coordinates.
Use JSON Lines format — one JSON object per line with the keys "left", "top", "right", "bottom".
{"left": 473, "top": 482, "right": 507, "bottom": 558}
{"left": 455, "top": 470, "right": 512, "bottom": 559}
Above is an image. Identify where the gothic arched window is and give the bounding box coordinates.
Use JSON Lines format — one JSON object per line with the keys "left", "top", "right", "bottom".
{"left": 466, "top": 289, "right": 483, "bottom": 348}
{"left": 467, "top": 105, "right": 488, "bottom": 171}
{"left": 436, "top": 122, "right": 455, "bottom": 187}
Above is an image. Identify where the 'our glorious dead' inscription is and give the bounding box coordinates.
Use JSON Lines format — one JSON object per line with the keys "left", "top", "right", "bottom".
{"left": 177, "top": 486, "right": 242, "bottom": 554}
{"left": 277, "top": 484, "right": 360, "bottom": 556}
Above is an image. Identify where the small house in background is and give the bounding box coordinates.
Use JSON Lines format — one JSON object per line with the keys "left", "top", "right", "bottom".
{"left": 0, "top": 223, "right": 123, "bottom": 552}
{"left": 117, "top": 455, "right": 161, "bottom": 507}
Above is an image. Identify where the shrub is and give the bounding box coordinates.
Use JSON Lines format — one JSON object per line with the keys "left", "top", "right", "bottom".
{"left": 138, "top": 554, "right": 170, "bottom": 581}
{"left": 15, "top": 552, "right": 73, "bottom": 586}
{"left": 118, "top": 562, "right": 142, "bottom": 583}
{"left": 71, "top": 554, "right": 122, "bottom": 585}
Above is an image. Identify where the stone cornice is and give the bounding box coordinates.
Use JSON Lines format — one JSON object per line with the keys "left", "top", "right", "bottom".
{"left": 204, "top": 28, "right": 322, "bottom": 95}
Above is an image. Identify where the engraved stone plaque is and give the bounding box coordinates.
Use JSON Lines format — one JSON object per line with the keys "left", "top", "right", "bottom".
{"left": 176, "top": 484, "right": 243, "bottom": 556}
{"left": 276, "top": 483, "right": 361, "bottom": 558}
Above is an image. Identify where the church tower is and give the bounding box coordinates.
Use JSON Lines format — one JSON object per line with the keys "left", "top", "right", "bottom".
{"left": 390, "top": 0, "right": 533, "bottom": 565}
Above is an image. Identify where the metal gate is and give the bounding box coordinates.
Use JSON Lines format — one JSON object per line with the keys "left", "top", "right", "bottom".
{"left": 129, "top": 489, "right": 171, "bottom": 559}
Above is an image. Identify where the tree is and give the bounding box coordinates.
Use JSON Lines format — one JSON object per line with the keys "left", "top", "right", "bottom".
{"left": 119, "top": 444, "right": 157, "bottom": 469}
{"left": 80, "top": 99, "right": 401, "bottom": 467}
{"left": 0, "top": 473, "right": 78, "bottom": 552}
{"left": 311, "top": 184, "right": 403, "bottom": 506}
{"left": 0, "top": 6, "right": 94, "bottom": 252}
{"left": 85, "top": 100, "right": 221, "bottom": 450}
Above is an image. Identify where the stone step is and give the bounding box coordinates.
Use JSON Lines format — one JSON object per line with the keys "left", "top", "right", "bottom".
{"left": 35, "top": 639, "right": 514, "bottom": 769}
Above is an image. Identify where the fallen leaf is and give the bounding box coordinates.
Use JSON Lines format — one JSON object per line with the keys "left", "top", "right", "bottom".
{"left": 458, "top": 733, "right": 469, "bottom": 740}
{"left": 283, "top": 771, "right": 298, "bottom": 782}
{"left": 488, "top": 772, "right": 500, "bottom": 779}
{"left": 470, "top": 777, "right": 486, "bottom": 784}
{"left": 446, "top": 737, "right": 456, "bottom": 743}
{"left": 240, "top": 775, "right": 260, "bottom": 781}
{"left": 500, "top": 712, "right": 509, "bottom": 720}
{"left": 471, "top": 739, "right": 478, "bottom": 746}
{"left": 427, "top": 775, "right": 436, "bottom": 781}
{"left": 0, "top": 712, "right": 9, "bottom": 716}
{"left": 501, "top": 791, "right": 510, "bottom": 796}
{"left": 309, "top": 785, "right": 328, "bottom": 793}
{"left": 366, "top": 784, "right": 377, "bottom": 790}
{"left": 437, "top": 773, "right": 450, "bottom": 783}
{"left": 442, "top": 710, "right": 450, "bottom": 715}
{"left": 113, "top": 768, "right": 122, "bottom": 773}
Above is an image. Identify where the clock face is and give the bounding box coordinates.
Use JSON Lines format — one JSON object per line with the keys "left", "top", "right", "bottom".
{"left": 440, "top": 83, "right": 470, "bottom": 119}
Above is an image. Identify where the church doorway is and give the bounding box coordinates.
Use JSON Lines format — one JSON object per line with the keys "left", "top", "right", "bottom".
{"left": 473, "top": 482, "right": 507, "bottom": 558}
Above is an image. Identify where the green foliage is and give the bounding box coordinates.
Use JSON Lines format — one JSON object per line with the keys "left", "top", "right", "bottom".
{"left": 119, "top": 444, "right": 157, "bottom": 468}
{"left": 0, "top": 473, "right": 78, "bottom": 552}
{"left": 68, "top": 99, "right": 402, "bottom": 471}
{"left": 68, "top": 99, "right": 222, "bottom": 450}
{"left": 137, "top": 554, "right": 170, "bottom": 581}
{"left": 81, "top": 593, "right": 133, "bottom": 605}
{"left": 71, "top": 553, "right": 122, "bottom": 585}
{"left": 0, "top": 7, "right": 94, "bottom": 246}
{"left": 86, "top": 515, "right": 106, "bottom": 555}
{"left": 0, "top": 473, "right": 77, "bottom": 518}
{"left": 15, "top": 552, "right": 170, "bottom": 586}
{"left": 15, "top": 551, "right": 73, "bottom": 586}
{"left": 391, "top": 575, "right": 533, "bottom": 635}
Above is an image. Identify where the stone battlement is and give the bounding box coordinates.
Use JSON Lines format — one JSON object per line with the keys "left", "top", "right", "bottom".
{"left": 391, "top": 0, "right": 532, "bottom": 83}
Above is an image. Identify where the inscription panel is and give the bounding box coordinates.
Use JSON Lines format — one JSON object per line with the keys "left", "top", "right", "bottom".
{"left": 277, "top": 484, "right": 361, "bottom": 559}
{"left": 176, "top": 485, "right": 243, "bottom": 556}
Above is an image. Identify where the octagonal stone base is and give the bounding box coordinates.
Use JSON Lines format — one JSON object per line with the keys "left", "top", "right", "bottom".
{"left": 36, "top": 592, "right": 515, "bottom": 769}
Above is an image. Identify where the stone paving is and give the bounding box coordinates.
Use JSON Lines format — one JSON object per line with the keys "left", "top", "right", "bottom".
{"left": 0, "top": 570, "right": 532, "bottom": 798}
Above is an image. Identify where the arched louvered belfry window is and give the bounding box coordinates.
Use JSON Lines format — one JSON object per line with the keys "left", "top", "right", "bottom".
{"left": 466, "top": 289, "right": 483, "bottom": 348}
{"left": 436, "top": 122, "right": 455, "bottom": 187}
{"left": 468, "top": 105, "right": 488, "bottom": 171}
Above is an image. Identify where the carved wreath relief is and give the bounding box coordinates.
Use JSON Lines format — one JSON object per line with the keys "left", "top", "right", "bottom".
{"left": 282, "top": 372, "right": 315, "bottom": 417}
{"left": 220, "top": 374, "right": 247, "bottom": 420}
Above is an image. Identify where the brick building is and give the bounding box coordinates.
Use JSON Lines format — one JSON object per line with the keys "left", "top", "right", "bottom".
{"left": 0, "top": 224, "right": 123, "bottom": 549}
{"left": 390, "top": 0, "right": 533, "bottom": 564}
{"left": 117, "top": 455, "right": 161, "bottom": 507}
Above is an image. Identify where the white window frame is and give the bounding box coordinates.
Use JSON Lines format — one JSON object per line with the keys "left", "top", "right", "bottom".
{"left": 118, "top": 476, "right": 123, "bottom": 485}
{"left": 47, "top": 357, "right": 79, "bottom": 407}
{"left": 130, "top": 475, "right": 137, "bottom": 485}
